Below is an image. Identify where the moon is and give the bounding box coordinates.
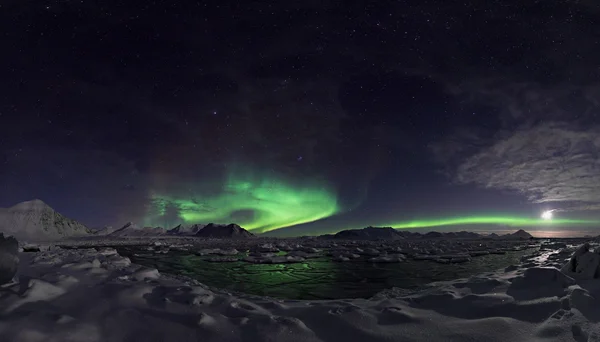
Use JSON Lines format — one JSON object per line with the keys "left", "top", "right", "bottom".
{"left": 541, "top": 210, "right": 553, "bottom": 220}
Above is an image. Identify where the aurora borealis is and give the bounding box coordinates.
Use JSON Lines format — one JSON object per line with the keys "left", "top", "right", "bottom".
{"left": 385, "top": 216, "right": 599, "bottom": 230}
{"left": 3, "top": 2, "right": 600, "bottom": 238}
{"left": 144, "top": 167, "right": 600, "bottom": 233}
{"left": 145, "top": 169, "right": 339, "bottom": 233}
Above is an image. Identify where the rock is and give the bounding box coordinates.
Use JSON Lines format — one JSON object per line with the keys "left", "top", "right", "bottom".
{"left": 0, "top": 233, "right": 19, "bottom": 284}
{"left": 575, "top": 252, "right": 600, "bottom": 279}
{"left": 22, "top": 244, "right": 41, "bottom": 252}
{"left": 561, "top": 243, "right": 600, "bottom": 279}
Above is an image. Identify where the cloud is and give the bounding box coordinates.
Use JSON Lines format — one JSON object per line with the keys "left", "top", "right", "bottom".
{"left": 449, "top": 122, "right": 600, "bottom": 211}
{"left": 430, "top": 20, "right": 600, "bottom": 213}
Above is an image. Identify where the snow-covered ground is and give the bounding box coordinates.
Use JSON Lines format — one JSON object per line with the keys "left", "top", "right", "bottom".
{"left": 1, "top": 238, "right": 600, "bottom": 341}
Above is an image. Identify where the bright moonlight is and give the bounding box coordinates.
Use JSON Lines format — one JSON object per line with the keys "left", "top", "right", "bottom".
{"left": 541, "top": 210, "right": 553, "bottom": 220}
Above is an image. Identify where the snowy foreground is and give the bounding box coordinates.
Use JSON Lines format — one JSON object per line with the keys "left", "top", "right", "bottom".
{"left": 2, "top": 242, "right": 600, "bottom": 342}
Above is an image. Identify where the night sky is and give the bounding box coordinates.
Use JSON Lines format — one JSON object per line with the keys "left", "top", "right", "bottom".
{"left": 2, "top": 1, "right": 600, "bottom": 236}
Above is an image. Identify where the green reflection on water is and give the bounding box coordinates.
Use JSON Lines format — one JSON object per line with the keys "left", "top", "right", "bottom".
{"left": 119, "top": 248, "right": 533, "bottom": 300}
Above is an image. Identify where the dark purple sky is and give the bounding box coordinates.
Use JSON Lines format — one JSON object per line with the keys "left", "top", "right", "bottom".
{"left": 1, "top": 1, "right": 600, "bottom": 235}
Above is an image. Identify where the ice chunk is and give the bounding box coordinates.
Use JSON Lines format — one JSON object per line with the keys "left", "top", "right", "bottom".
{"left": 132, "top": 267, "right": 160, "bottom": 281}
{"left": 0, "top": 234, "right": 18, "bottom": 284}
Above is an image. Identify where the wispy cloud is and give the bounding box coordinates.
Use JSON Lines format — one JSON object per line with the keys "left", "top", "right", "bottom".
{"left": 450, "top": 122, "right": 600, "bottom": 211}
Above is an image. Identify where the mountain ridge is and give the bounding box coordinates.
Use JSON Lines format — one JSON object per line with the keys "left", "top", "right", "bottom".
{"left": 195, "top": 223, "right": 255, "bottom": 239}
{"left": 322, "top": 226, "right": 534, "bottom": 240}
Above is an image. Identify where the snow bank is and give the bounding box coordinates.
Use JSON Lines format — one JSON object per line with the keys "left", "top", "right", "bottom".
{"left": 2, "top": 242, "right": 600, "bottom": 341}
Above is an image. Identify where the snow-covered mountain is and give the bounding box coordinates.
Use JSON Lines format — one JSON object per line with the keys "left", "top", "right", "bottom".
{"left": 328, "top": 227, "right": 534, "bottom": 240}
{"left": 166, "top": 224, "right": 205, "bottom": 235}
{"left": 91, "top": 226, "right": 116, "bottom": 236}
{"left": 108, "top": 222, "right": 166, "bottom": 237}
{"left": 0, "top": 199, "right": 92, "bottom": 241}
{"left": 504, "top": 229, "right": 534, "bottom": 239}
{"left": 195, "top": 223, "right": 254, "bottom": 238}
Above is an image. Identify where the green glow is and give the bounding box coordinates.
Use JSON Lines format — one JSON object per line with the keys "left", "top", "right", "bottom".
{"left": 386, "top": 216, "right": 600, "bottom": 229}
{"left": 146, "top": 170, "right": 339, "bottom": 233}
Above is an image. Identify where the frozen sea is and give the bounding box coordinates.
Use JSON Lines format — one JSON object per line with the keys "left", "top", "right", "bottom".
{"left": 117, "top": 246, "right": 535, "bottom": 299}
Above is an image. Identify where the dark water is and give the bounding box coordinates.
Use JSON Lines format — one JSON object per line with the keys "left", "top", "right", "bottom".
{"left": 117, "top": 247, "right": 534, "bottom": 300}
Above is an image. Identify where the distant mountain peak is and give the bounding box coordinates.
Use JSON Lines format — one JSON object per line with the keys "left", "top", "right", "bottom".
{"left": 324, "top": 227, "right": 486, "bottom": 240}
{"left": 195, "top": 223, "right": 254, "bottom": 239}
{"left": 167, "top": 223, "right": 205, "bottom": 235}
{"left": 332, "top": 226, "right": 405, "bottom": 240}
{"left": 10, "top": 199, "right": 50, "bottom": 210}
{"left": 0, "top": 199, "right": 91, "bottom": 240}
{"left": 508, "top": 229, "right": 533, "bottom": 239}
{"left": 108, "top": 222, "right": 166, "bottom": 237}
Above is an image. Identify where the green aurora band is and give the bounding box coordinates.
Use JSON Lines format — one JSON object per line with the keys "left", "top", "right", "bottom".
{"left": 145, "top": 165, "right": 600, "bottom": 234}
{"left": 147, "top": 171, "right": 340, "bottom": 233}
{"left": 385, "top": 216, "right": 600, "bottom": 229}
